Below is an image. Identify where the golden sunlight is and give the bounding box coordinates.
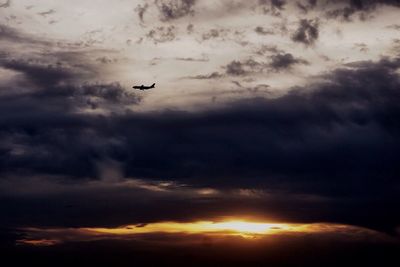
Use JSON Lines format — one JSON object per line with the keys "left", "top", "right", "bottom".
{"left": 18, "top": 220, "right": 385, "bottom": 247}
{"left": 83, "top": 220, "right": 300, "bottom": 237}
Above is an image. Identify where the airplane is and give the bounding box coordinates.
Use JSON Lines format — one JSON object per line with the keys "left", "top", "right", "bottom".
{"left": 133, "top": 83, "right": 155, "bottom": 90}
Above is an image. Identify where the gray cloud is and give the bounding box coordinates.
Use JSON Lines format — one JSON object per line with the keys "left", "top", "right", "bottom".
{"left": 270, "top": 0, "right": 286, "bottom": 10}
{"left": 135, "top": 3, "right": 149, "bottom": 23}
{"left": 324, "top": 0, "right": 400, "bottom": 21}
{"left": 1, "top": 59, "right": 77, "bottom": 87}
{"left": 38, "top": 9, "right": 56, "bottom": 17}
{"left": 291, "top": 19, "right": 319, "bottom": 46}
{"left": 387, "top": 24, "right": 400, "bottom": 30}
{"left": 353, "top": 43, "right": 369, "bottom": 52}
{"left": 225, "top": 59, "right": 265, "bottom": 76}
{"left": 296, "top": 0, "right": 317, "bottom": 13}
{"left": 146, "top": 26, "right": 176, "bottom": 43}
{"left": 269, "top": 53, "right": 309, "bottom": 71}
{"left": 254, "top": 26, "right": 274, "bottom": 35}
{"left": 155, "top": 0, "right": 196, "bottom": 21}
{"left": 187, "top": 72, "right": 224, "bottom": 79}
{"left": 0, "top": 24, "right": 50, "bottom": 45}
{"left": 201, "top": 28, "right": 231, "bottom": 41}
{"left": 0, "top": 0, "right": 10, "bottom": 8}
{"left": 254, "top": 45, "right": 284, "bottom": 56}
{"left": 174, "top": 57, "right": 209, "bottom": 62}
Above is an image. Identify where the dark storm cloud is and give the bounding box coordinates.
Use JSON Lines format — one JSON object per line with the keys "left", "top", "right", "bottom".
{"left": 0, "top": 59, "right": 77, "bottom": 87}
{"left": 291, "top": 19, "right": 319, "bottom": 46}
{"left": 325, "top": 0, "right": 400, "bottom": 21}
{"left": 0, "top": 24, "right": 49, "bottom": 44}
{"left": 1, "top": 16, "right": 400, "bottom": 233}
{"left": 155, "top": 0, "right": 196, "bottom": 21}
{"left": 1, "top": 57, "right": 399, "bottom": 190}
{"left": 35, "top": 82, "right": 141, "bottom": 105}
{"left": 269, "top": 53, "right": 309, "bottom": 71}
{"left": 1, "top": 57, "right": 400, "bottom": 233}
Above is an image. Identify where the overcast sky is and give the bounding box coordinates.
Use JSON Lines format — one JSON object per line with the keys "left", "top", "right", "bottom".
{"left": 1, "top": 1, "right": 400, "bottom": 264}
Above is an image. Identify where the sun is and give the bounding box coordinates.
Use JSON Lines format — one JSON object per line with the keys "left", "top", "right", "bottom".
{"left": 208, "top": 221, "right": 282, "bottom": 234}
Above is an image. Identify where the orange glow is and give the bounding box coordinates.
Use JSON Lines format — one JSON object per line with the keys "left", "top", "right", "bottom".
{"left": 18, "top": 220, "right": 385, "bottom": 246}
{"left": 16, "top": 239, "right": 60, "bottom": 246}
{"left": 83, "top": 220, "right": 306, "bottom": 237}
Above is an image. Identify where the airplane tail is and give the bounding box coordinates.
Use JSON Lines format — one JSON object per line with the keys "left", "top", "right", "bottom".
{"left": 151, "top": 83, "right": 155, "bottom": 88}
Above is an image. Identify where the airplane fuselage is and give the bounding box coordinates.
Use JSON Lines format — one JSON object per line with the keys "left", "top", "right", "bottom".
{"left": 133, "top": 83, "right": 155, "bottom": 90}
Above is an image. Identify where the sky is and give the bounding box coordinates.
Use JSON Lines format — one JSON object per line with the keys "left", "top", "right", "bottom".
{"left": 1, "top": 0, "right": 400, "bottom": 266}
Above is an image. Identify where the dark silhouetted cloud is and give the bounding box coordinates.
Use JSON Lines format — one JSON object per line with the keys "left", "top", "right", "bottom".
{"left": 324, "top": 0, "right": 400, "bottom": 21}
{"left": 1, "top": 59, "right": 77, "bottom": 87}
{"left": 0, "top": 55, "right": 399, "bottom": 240}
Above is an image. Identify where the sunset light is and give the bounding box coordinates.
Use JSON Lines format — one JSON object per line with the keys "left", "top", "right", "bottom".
{"left": 84, "top": 220, "right": 294, "bottom": 236}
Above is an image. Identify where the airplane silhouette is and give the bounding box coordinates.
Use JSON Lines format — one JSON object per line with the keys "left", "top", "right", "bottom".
{"left": 133, "top": 83, "right": 155, "bottom": 90}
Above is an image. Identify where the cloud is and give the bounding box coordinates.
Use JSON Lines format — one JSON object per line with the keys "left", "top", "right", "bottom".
{"left": 296, "top": 0, "right": 317, "bottom": 13}
{"left": 254, "top": 45, "right": 284, "bottom": 56}
{"left": 135, "top": 3, "right": 149, "bottom": 23}
{"left": 353, "top": 43, "right": 369, "bottom": 52}
{"left": 0, "top": 0, "right": 10, "bottom": 8}
{"left": 38, "top": 9, "right": 56, "bottom": 17}
{"left": 187, "top": 72, "right": 224, "bottom": 79}
{"left": 270, "top": 0, "right": 286, "bottom": 10}
{"left": 0, "top": 0, "right": 400, "bottom": 244}
{"left": 174, "top": 57, "right": 209, "bottom": 62}
{"left": 258, "top": 0, "right": 286, "bottom": 16}
{"left": 291, "top": 19, "right": 319, "bottom": 46}
{"left": 1, "top": 57, "right": 399, "bottom": 193}
{"left": 324, "top": 0, "right": 400, "bottom": 21}
{"left": 201, "top": 28, "right": 230, "bottom": 41}
{"left": 387, "top": 24, "right": 400, "bottom": 30}
{"left": 146, "top": 26, "right": 177, "bottom": 43}
{"left": 0, "top": 24, "right": 49, "bottom": 44}
{"left": 225, "top": 59, "right": 265, "bottom": 76}
{"left": 254, "top": 26, "right": 274, "bottom": 35}
{"left": 0, "top": 59, "right": 77, "bottom": 87}
{"left": 155, "top": 0, "right": 196, "bottom": 21}
{"left": 268, "top": 53, "right": 309, "bottom": 71}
